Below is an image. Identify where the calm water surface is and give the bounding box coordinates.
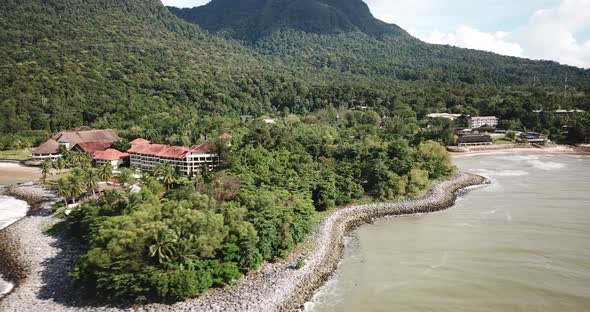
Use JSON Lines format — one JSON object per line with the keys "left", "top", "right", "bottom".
{"left": 308, "top": 154, "right": 590, "bottom": 312}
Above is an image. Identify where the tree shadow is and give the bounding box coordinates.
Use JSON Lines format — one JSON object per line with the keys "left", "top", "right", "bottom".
{"left": 36, "top": 223, "right": 134, "bottom": 309}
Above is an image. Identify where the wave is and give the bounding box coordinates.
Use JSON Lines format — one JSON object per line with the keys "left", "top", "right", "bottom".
{"left": 475, "top": 169, "right": 529, "bottom": 177}
{"left": 0, "top": 195, "right": 29, "bottom": 230}
{"left": 527, "top": 160, "right": 566, "bottom": 170}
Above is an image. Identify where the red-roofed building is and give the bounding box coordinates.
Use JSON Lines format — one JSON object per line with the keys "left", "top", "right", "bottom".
{"left": 128, "top": 142, "right": 216, "bottom": 176}
{"left": 71, "top": 141, "right": 112, "bottom": 154}
{"left": 94, "top": 149, "right": 130, "bottom": 169}
{"left": 53, "top": 129, "right": 120, "bottom": 149}
{"left": 130, "top": 138, "right": 151, "bottom": 146}
{"left": 33, "top": 129, "right": 122, "bottom": 161}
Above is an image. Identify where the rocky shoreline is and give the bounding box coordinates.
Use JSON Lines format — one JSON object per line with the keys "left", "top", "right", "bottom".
{"left": 0, "top": 173, "right": 487, "bottom": 312}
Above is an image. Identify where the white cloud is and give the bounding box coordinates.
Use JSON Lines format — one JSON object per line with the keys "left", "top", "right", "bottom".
{"left": 418, "top": 0, "right": 590, "bottom": 68}
{"left": 516, "top": 0, "right": 590, "bottom": 68}
{"left": 426, "top": 26, "right": 524, "bottom": 57}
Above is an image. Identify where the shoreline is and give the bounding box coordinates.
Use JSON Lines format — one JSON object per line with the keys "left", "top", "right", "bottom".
{"left": 0, "top": 173, "right": 487, "bottom": 311}
{"left": 449, "top": 144, "right": 590, "bottom": 158}
{"left": 0, "top": 184, "right": 58, "bottom": 293}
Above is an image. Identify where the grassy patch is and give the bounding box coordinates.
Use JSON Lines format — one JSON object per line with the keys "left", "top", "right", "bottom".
{"left": 0, "top": 149, "right": 31, "bottom": 160}
{"left": 493, "top": 138, "right": 515, "bottom": 145}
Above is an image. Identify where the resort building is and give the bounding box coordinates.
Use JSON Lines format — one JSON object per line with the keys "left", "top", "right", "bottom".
{"left": 53, "top": 129, "right": 120, "bottom": 149}
{"left": 130, "top": 138, "right": 151, "bottom": 146}
{"left": 457, "top": 134, "right": 493, "bottom": 147}
{"left": 32, "top": 129, "right": 121, "bottom": 160}
{"left": 520, "top": 132, "right": 547, "bottom": 145}
{"left": 94, "top": 149, "right": 130, "bottom": 169}
{"left": 71, "top": 140, "right": 112, "bottom": 154}
{"left": 427, "top": 113, "right": 463, "bottom": 120}
{"left": 468, "top": 116, "right": 499, "bottom": 129}
{"left": 31, "top": 139, "right": 62, "bottom": 160}
{"left": 127, "top": 141, "right": 216, "bottom": 176}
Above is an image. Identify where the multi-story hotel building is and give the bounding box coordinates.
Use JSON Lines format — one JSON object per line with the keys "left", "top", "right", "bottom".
{"left": 468, "top": 116, "right": 499, "bottom": 129}
{"left": 127, "top": 141, "right": 216, "bottom": 176}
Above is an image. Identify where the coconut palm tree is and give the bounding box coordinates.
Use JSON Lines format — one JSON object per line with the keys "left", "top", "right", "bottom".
{"left": 98, "top": 164, "right": 113, "bottom": 182}
{"left": 56, "top": 178, "right": 71, "bottom": 207}
{"left": 41, "top": 160, "right": 53, "bottom": 181}
{"left": 67, "top": 175, "right": 85, "bottom": 204}
{"left": 117, "top": 168, "right": 135, "bottom": 186}
{"left": 161, "top": 164, "right": 178, "bottom": 190}
{"left": 83, "top": 168, "right": 99, "bottom": 197}
{"left": 149, "top": 230, "right": 178, "bottom": 264}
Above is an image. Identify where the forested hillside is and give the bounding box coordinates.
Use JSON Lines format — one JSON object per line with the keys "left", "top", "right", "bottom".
{"left": 1, "top": 0, "right": 590, "bottom": 150}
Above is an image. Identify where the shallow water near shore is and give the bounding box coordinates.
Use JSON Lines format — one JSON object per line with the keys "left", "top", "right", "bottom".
{"left": 0, "top": 163, "right": 39, "bottom": 298}
{"left": 0, "top": 196, "right": 29, "bottom": 298}
{"left": 308, "top": 154, "right": 590, "bottom": 312}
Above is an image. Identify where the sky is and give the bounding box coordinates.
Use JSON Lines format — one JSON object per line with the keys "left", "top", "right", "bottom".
{"left": 161, "top": 0, "right": 590, "bottom": 68}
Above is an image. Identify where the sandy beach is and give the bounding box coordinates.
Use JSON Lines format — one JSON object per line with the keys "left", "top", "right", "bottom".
{"left": 449, "top": 144, "right": 588, "bottom": 158}
{"left": 0, "top": 163, "right": 41, "bottom": 186}
{"left": 0, "top": 173, "right": 486, "bottom": 312}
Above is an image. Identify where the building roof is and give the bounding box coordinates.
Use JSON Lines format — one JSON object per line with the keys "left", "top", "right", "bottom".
{"left": 218, "top": 133, "right": 232, "bottom": 139}
{"left": 93, "top": 149, "right": 129, "bottom": 161}
{"left": 128, "top": 143, "right": 189, "bottom": 159}
{"left": 72, "top": 140, "right": 112, "bottom": 153}
{"left": 190, "top": 144, "right": 212, "bottom": 154}
{"left": 53, "top": 129, "right": 120, "bottom": 146}
{"left": 458, "top": 135, "right": 493, "bottom": 144}
{"left": 470, "top": 116, "right": 498, "bottom": 120}
{"left": 157, "top": 146, "right": 189, "bottom": 159}
{"left": 427, "top": 113, "right": 463, "bottom": 120}
{"left": 130, "top": 138, "right": 151, "bottom": 146}
{"left": 32, "top": 139, "right": 61, "bottom": 155}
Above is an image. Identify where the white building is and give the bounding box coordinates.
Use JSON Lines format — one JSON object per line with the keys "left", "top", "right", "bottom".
{"left": 427, "top": 113, "right": 463, "bottom": 120}
{"left": 94, "top": 149, "right": 129, "bottom": 169}
{"left": 468, "top": 116, "right": 498, "bottom": 129}
{"left": 127, "top": 142, "right": 216, "bottom": 176}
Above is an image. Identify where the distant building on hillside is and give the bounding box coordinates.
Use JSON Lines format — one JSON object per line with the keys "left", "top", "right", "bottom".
{"left": 468, "top": 116, "right": 498, "bottom": 129}
{"left": 427, "top": 113, "right": 463, "bottom": 120}
{"left": 127, "top": 141, "right": 216, "bottom": 176}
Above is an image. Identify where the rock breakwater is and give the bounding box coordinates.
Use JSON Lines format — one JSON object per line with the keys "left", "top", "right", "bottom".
{"left": 0, "top": 173, "right": 487, "bottom": 312}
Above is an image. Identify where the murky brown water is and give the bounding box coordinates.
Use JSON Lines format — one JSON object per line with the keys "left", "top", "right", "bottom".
{"left": 308, "top": 154, "right": 590, "bottom": 312}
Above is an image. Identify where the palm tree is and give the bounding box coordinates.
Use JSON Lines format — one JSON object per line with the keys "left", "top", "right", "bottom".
{"left": 56, "top": 178, "right": 71, "bottom": 207}
{"left": 149, "top": 231, "right": 178, "bottom": 264}
{"left": 151, "top": 163, "right": 165, "bottom": 179}
{"left": 161, "top": 164, "right": 178, "bottom": 190}
{"left": 117, "top": 168, "right": 135, "bottom": 186}
{"left": 67, "top": 175, "right": 85, "bottom": 204}
{"left": 41, "top": 160, "right": 53, "bottom": 181}
{"left": 83, "top": 168, "right": 99, "bottom": 197}
{"left": 98, "top": 164, "right": 113, "bottom": 182}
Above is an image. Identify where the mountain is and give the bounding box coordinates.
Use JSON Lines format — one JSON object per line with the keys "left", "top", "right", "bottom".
{"left": 167, "top": 0, "right": 408, "bottom": 40}
{"left": 169, "top": 0, "right": 590, "bottom": 88}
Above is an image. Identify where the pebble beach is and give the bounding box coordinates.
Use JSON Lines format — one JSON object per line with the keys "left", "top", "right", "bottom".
{"left": 0, "top": 173, "right": 487, "bottom": 312}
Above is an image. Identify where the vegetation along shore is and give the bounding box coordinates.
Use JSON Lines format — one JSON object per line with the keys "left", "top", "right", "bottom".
{"left": 0, "top": 173, "right": 486, "bottom": 311}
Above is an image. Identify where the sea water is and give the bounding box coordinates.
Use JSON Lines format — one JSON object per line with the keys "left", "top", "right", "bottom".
{"left": 308, "top": 154, "right": 590, "bottom": 312}
{"left": 0, "top": 196, "right": 29, "bottom": 297}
